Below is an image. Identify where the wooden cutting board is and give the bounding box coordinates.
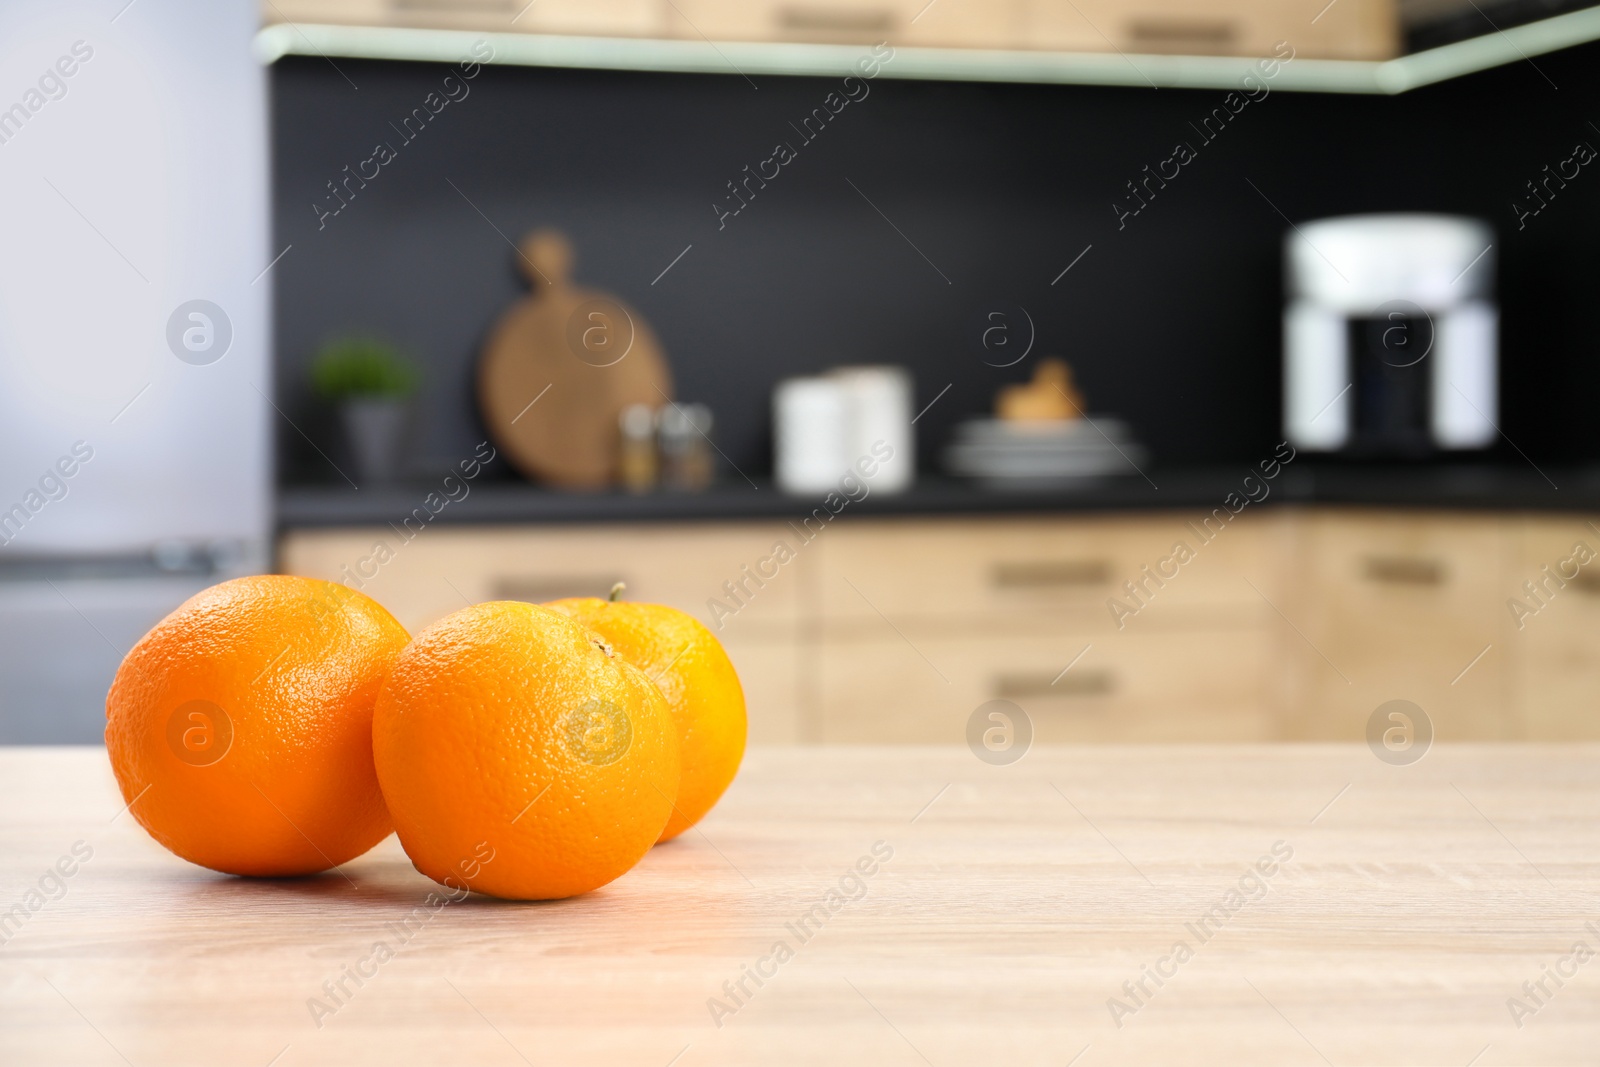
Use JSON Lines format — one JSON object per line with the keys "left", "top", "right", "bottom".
{"left": 478, "top": 230, "right": 672, "bottom": 488}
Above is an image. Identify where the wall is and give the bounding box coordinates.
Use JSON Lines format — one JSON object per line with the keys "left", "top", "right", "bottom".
{"left": 270, "top": 38, "right": 1600, "bottom": 483}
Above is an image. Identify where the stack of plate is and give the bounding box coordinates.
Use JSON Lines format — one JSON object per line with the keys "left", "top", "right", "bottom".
{"left": 944, "top": 417, "right": 1147, "bottom": 488}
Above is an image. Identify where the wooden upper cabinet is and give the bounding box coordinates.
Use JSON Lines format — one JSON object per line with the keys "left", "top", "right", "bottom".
{"left": 518, "top": 0, "right": 665, "bottom": 36}
{"left": 262, "top": 0, "right": 1396, "bottom": 58}
{"left": 266, "top": 0, "right": 666, "bottom": 36}
{"left": 661, "top": 0, "right": 1020, "bottom": 48}
{"left": 1021, "top": 0, "right": 1396, "bottom": 58}
{"left": 663, "top": 0, "right": 1395, "bottom": 54}
{"left": 265, "top": 0, "right": 387, "bottom": 28}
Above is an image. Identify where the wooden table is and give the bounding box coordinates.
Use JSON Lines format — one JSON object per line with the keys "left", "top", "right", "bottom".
{"left": 2, "top": 745, "right": 1597, "bottom": 1065}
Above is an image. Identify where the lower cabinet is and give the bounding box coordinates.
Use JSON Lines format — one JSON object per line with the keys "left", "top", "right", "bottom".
{"left": 276, "top": 522, "right": 809, "bottom": 744}
{"left": 1509, "top": 515, "right": 1600, "bottom": 740}
{"left": 817, "top": 626, "right": 1274, "bottom": 742}
{"left": 807, "top": 512, "right": 1284, "bottom": 742}
{"left": 1279, "top": 510, "right": 1514, "bottom": 741}
{"left": 278, "top": 508, "right": 1600, "bottom": 742}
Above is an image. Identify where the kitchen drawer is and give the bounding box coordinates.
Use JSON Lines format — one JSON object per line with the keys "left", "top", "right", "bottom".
{"left": 893, "top": 0, "right": 1021, "bottom": 48}
{"left": 818, "top": 625, "right": 1273, "bottom": 742}
{"left": 278, "top": 522, "right": 804, "bottom": 637}
{"left": 723, "top": 638, "right": 805, "bottom": 744}
{"left": 664, "top": 0, "right": 1017, "bottom": 47}
{"left": 513, "top": 0, "right": 663, "bottom": 36}
{"left": 267, "top": 0, "right": 506, "bottom": 30}
{"left": 1020, "top": 0, "right": 1397, "bottom": 59}
{"left": 1284, "top": 510, "right": 1510, "bottom": 740}
{"left": 264, "top": 0, "right": 388, "bottom": 27}
{"left": 817, "top": 514, "right": 1284, "bottom": 633}
{"left": 279, "top": 524, "right": 804, "bottom": 742}
{"left": 1509, "top": 516, "right": 1600, "bottom": 739}
{"left": 265, "top": 0, "right": 662, "bottom": 35}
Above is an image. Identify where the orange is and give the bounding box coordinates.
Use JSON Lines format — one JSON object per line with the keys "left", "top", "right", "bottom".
{"left": 546, "top": 592, "right": 745, "bottom": 842}
{"left": 104, "top": 575, "right": 409, "bottom": 877}
{"left": 371, "top": 601, "right": 680, "bottom": 900}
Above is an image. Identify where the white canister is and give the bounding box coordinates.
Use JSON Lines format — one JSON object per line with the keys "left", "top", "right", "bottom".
{"left": 773, "top": 376, "right": 849, "bottom": 495}
{"left": 832, "top": 365, "right": 915, "bottom": 494}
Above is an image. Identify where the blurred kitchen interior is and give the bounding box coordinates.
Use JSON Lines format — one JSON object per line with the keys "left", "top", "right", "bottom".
{"left": 3, "top": 0, "right": 1599, "bottom": 745}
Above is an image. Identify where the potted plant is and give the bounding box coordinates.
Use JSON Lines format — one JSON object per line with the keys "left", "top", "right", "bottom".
{"left": 311, "top": 336, "right": 419, "bottom": 485}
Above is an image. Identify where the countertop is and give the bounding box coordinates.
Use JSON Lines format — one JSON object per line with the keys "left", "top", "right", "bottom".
{"left": 277, "top": 463, "right": 1591, "bottom": 529}
{"left": 3, "top": 744, "right": 1598, "bottom": 1064}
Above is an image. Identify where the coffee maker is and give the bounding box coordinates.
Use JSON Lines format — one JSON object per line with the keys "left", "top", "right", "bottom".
{"left": 1283, "top": 214, "right": 1497, "bottom": 455}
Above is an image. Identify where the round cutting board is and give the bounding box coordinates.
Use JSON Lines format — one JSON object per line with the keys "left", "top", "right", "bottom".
{"left": 478, "top": 230, "right": 672, "bottom": 488}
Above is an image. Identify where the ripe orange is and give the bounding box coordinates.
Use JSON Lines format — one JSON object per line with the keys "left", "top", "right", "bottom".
{"left": 104, "top": 575, "right": 409, "bottom": 877}
{"left": 546, "top": 592, "right": 745, "bottom": 842}
{"left": 371, "top": 601, "right": 680, "bottom": 900}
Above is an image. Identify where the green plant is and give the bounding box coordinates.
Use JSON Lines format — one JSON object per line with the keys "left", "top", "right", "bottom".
{"left": 311, "top": 337, "right": 419, "bottom": 401}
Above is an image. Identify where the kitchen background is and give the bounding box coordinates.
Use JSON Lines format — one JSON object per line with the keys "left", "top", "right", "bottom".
{"left": 5, "top": 0, "right": 1600, "bottom": 749}
{"left": 271, "top": 29, "right": 1600, "bottom": 480}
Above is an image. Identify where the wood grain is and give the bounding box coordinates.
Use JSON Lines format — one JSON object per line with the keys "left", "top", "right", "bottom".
{"left": 3, "top": 744, "right": 1598, "bottom": 1065}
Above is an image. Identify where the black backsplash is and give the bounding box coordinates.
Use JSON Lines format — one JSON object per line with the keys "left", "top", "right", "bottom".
{"left": 270, "top": 40, "right": 1600, "bottom": 484}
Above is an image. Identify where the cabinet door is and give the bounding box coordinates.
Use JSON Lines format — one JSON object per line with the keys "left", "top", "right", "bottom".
{"left": 665, "top": 0, "right": 865, "bottom": 43}
{"left": 666, "top": 0, "right": 1017, "bottom": 46}
{"left": 1285, "top": 510, "right": 1510, "bottom": 741}
{"left": 819, "top": 625, "right": 1272, "bottom": 742}
{"left": 817, "top": 513, "right": 1284, "bottom": 634}
{"left": 264, "top": 0, "right": 387, "bottom": 28}
{"left": 892, "top": 0, "right": 1020, "bottom": 48}
{"left": 279, "top": 522, "right": 803, "bottom": 636}
{"left": 516, "top": 0, "right": 663, "bottom": 36}
{"left": 279, "top": 523, "right": 807, "bottom": 742}
{"left": 1510, "top": 516, "right": 1600, "bottom": 740}
{"left": 1019, "top": 0, "right": 1395, "bottom": 58}
{"left": 723, "top": 637, "right": 806, "bottom": 744}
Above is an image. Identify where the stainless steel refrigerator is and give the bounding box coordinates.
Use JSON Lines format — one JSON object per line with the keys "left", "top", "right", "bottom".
{"left": 0, "top": 0, "right": 270, "bottom": 741}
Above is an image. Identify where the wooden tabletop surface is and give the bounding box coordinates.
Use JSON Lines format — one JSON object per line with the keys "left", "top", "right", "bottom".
{"left": 2, "top": 744, "right": 1598, "bottom": 1066}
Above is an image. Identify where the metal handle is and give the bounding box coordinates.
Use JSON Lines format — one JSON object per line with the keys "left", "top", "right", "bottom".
{"left": 1125, "top": 18, "right": 1237, "bottom": 50}
{"left": 391, "top": 0, "right": 512, "bottom": 10}
{"left": 1571, "top": 570, "right": 1600, "bottom": 595}
{"left": 991, "top": 560, "right": 1111, "bottom": 589}
{"left": 1362, "top": 556, "right": 1446, "bottom": 586}
{"left": 994, "top": 670, "right": 1114, "bottom": 699}
{"left": 776, "top": 6, "right": 895, "bottom": 34}
{"left": 492, "top": 576, "right": 624, "bottom": 603}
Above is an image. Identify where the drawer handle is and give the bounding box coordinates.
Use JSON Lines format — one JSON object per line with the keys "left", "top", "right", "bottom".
{"left": 1572, "top": 570, "right": 1600, "bottom": 595}
{"left": 995, "top": 670, "right": 1114, "bottom": 699}
{"left": 391, "top": 0, "right": 512, "bottom": 11}
{"left": 992, "top": 561, "right": 1111, "bottom": 589}
{"left": 776, "top": 6, "right": 896, "bottom": 34}
{"left": 1362, "top": 556, "right": 1446, "bottom": 586}
{"left": 492, "top": 576, "right": 623, "bottom": 603}
{"left": 1125, "top": 18, "right": 1237, "bottom": 51}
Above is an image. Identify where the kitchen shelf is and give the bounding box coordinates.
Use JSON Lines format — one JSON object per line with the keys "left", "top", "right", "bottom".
{"left": 256, "top": 4, "right": 1600, "bottom": 94}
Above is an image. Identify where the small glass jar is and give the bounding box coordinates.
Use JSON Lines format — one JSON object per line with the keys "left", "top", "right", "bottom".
{"left": 658, "top": 403, "right": 714, "bottom": 491}
{"left": 617, "top": 403, "right": 658, "bottom": 493}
